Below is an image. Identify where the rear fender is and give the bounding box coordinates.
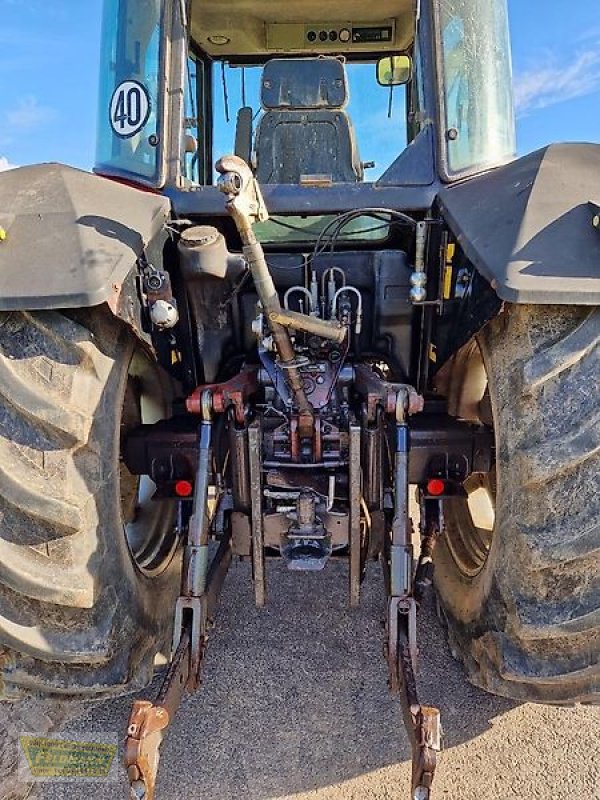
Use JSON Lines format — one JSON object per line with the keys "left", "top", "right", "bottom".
{"left": 0, "top": 163, "right": 170, "bottom": 341}
{"left": 437, "top": 143, "right": 600, "bottom": 305}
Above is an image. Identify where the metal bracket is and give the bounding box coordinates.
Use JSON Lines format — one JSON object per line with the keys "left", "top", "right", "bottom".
{"left": 354, "top": 364, "right": 424, "bottom": 425}
{"left": 172, "top": 596, "right": 207, "bottom": 691}
{"left": 186, "top": 366, "right": 259, "bottom": 424}
{"left": 125, "top": 701, "right": 170, "bottom": 800}
{"left": 124, "top": 631, "right": 191, "bottom": 800}
{"left": 388, "top": 596, "right": 441, "bottom": 800}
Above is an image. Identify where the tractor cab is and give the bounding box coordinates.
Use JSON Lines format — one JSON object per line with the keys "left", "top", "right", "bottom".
{"left": 95, "top": 0, "right": 516, "bottom": 203}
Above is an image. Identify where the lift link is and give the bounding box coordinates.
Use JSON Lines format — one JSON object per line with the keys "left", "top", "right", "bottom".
{"left": 124, "top": 391, "right": 232, "bottom": 800}
{"left": 385, "top": 390, "right": 442, "bottom": 800}
{"left": 215, "top": 155, "right": 318, "bottom": 440}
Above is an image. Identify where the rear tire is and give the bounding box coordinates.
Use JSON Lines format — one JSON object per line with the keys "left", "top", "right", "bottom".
{"left": 0, "top": 309, "right": 180, "bottom": 697}
{"left": 435, "top": 305, "right": 599, "bottom": 704}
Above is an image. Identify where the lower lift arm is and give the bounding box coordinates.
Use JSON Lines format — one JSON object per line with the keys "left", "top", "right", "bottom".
{"left": 379, "top": 387, "right": 442, "bottom": 799}
{"left": 124, "top": 404, "right": 232, "bottom": 800}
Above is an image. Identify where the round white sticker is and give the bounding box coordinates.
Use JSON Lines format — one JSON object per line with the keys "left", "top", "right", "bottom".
{"left": 109, "top": 80, "right": 151, "bottom": 139}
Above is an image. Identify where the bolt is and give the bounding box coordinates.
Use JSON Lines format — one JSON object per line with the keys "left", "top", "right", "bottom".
{"left": 410, "top": 286, "right": 427, "bottom": 303}
{"left": 130, "top": 780, "right": 147, "bottom": 800}
{"left": 410, "top": 271, "right": 427, "bottom": 288}
{"left": 146, "top": 274, "right": 163, "bottom": 291}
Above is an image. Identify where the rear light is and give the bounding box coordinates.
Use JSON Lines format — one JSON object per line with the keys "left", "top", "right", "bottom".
{"left": 175, "top": 480, "right": 193, "bottom": 498}
{"left": 426, "top": 478, "right": 446, "bottom": 497}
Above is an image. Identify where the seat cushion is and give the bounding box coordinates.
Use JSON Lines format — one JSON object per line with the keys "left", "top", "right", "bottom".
{"left": 255, "top": 110, "right": 361, "bottom": 183}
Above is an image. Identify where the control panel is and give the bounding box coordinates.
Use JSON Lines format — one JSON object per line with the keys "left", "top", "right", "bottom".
{"left": 267, "top": 20, "right": 397, "bottom": 52}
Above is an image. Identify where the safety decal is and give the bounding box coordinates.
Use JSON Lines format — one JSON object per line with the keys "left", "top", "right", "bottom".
{"left": 109, "top": 80, "right": 151, "bottom": 139}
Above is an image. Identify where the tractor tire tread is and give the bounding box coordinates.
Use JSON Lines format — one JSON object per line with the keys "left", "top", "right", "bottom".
{"left": 437, "top": 305, "right": 599, "bottom": 705}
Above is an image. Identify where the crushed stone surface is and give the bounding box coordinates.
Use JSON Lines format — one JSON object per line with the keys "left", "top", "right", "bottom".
{"left": 1, "top": 560, "right": 598, "bottom": 800}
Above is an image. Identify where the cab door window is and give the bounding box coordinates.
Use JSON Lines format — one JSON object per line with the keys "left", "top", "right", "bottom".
{"left": 95, "top": 0, "right": 164, "bottom": 183}
{"left": 437, "top": 0, "right": 516, "bottom": 175}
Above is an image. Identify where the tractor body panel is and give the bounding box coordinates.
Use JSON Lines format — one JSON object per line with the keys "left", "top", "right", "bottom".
{"left": 438, "top": 143, "right": 600, "bottom": 304}
{"left": 0, "top": 163, "right": 169, "bottom": 311}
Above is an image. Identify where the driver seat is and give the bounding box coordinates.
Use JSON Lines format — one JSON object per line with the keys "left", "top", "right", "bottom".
{"left": 254, "top": 57, "right": 363, "bottom": 184}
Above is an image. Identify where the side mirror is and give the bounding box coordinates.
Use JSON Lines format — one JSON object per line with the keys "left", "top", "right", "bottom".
{"left": 377, "top": 55, "right": 412, "bottom": 87}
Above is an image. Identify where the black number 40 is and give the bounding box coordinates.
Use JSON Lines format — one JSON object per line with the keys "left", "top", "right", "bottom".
{"left": 110, "top": 81, "right": 150, "bottom": 139}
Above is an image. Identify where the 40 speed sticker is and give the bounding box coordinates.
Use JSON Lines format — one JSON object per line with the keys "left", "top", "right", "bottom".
{"left": 109, "top": 80, "right": 151, "bottom": 139}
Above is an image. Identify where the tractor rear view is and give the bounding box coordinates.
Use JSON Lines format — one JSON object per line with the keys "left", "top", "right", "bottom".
{"left": 0, "top": 1, "right": 597, "bottom": 798}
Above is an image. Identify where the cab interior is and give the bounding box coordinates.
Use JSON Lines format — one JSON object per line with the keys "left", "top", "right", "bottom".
{"left": 185, "top": 0, "right": 419, "bottom": 187}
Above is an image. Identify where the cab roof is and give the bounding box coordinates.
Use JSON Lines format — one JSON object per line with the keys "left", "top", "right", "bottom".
{"left": 190, "top": 0, "right": 417, "bottom": 58}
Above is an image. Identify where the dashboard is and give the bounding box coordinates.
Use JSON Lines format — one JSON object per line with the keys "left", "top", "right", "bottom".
{"left": 267, "top": 20, "right": 398, "bottom": 52}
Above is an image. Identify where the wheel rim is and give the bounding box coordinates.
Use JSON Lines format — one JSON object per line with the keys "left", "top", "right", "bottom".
{"left": 120, "top": 350, "right": 177, "bottom": 576}
{"left": 445, "top": 342, "right": 497, "bottom": 578}
{"left": 446, "top": 469, "right": 496, "bottom": 577}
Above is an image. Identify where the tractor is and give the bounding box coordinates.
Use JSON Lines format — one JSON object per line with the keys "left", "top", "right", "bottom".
{"left": 0, "top": 0, "right": 598, "bottom": 798}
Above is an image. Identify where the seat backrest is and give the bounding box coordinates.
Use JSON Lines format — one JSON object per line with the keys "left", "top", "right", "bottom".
{"left": 254, "top": 57, "right": 362, "bottom": 184}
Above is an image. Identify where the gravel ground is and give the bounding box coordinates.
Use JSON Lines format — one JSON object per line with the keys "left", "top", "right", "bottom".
{"left": 1, "top": 559, "right": 598, "bottom": 800}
